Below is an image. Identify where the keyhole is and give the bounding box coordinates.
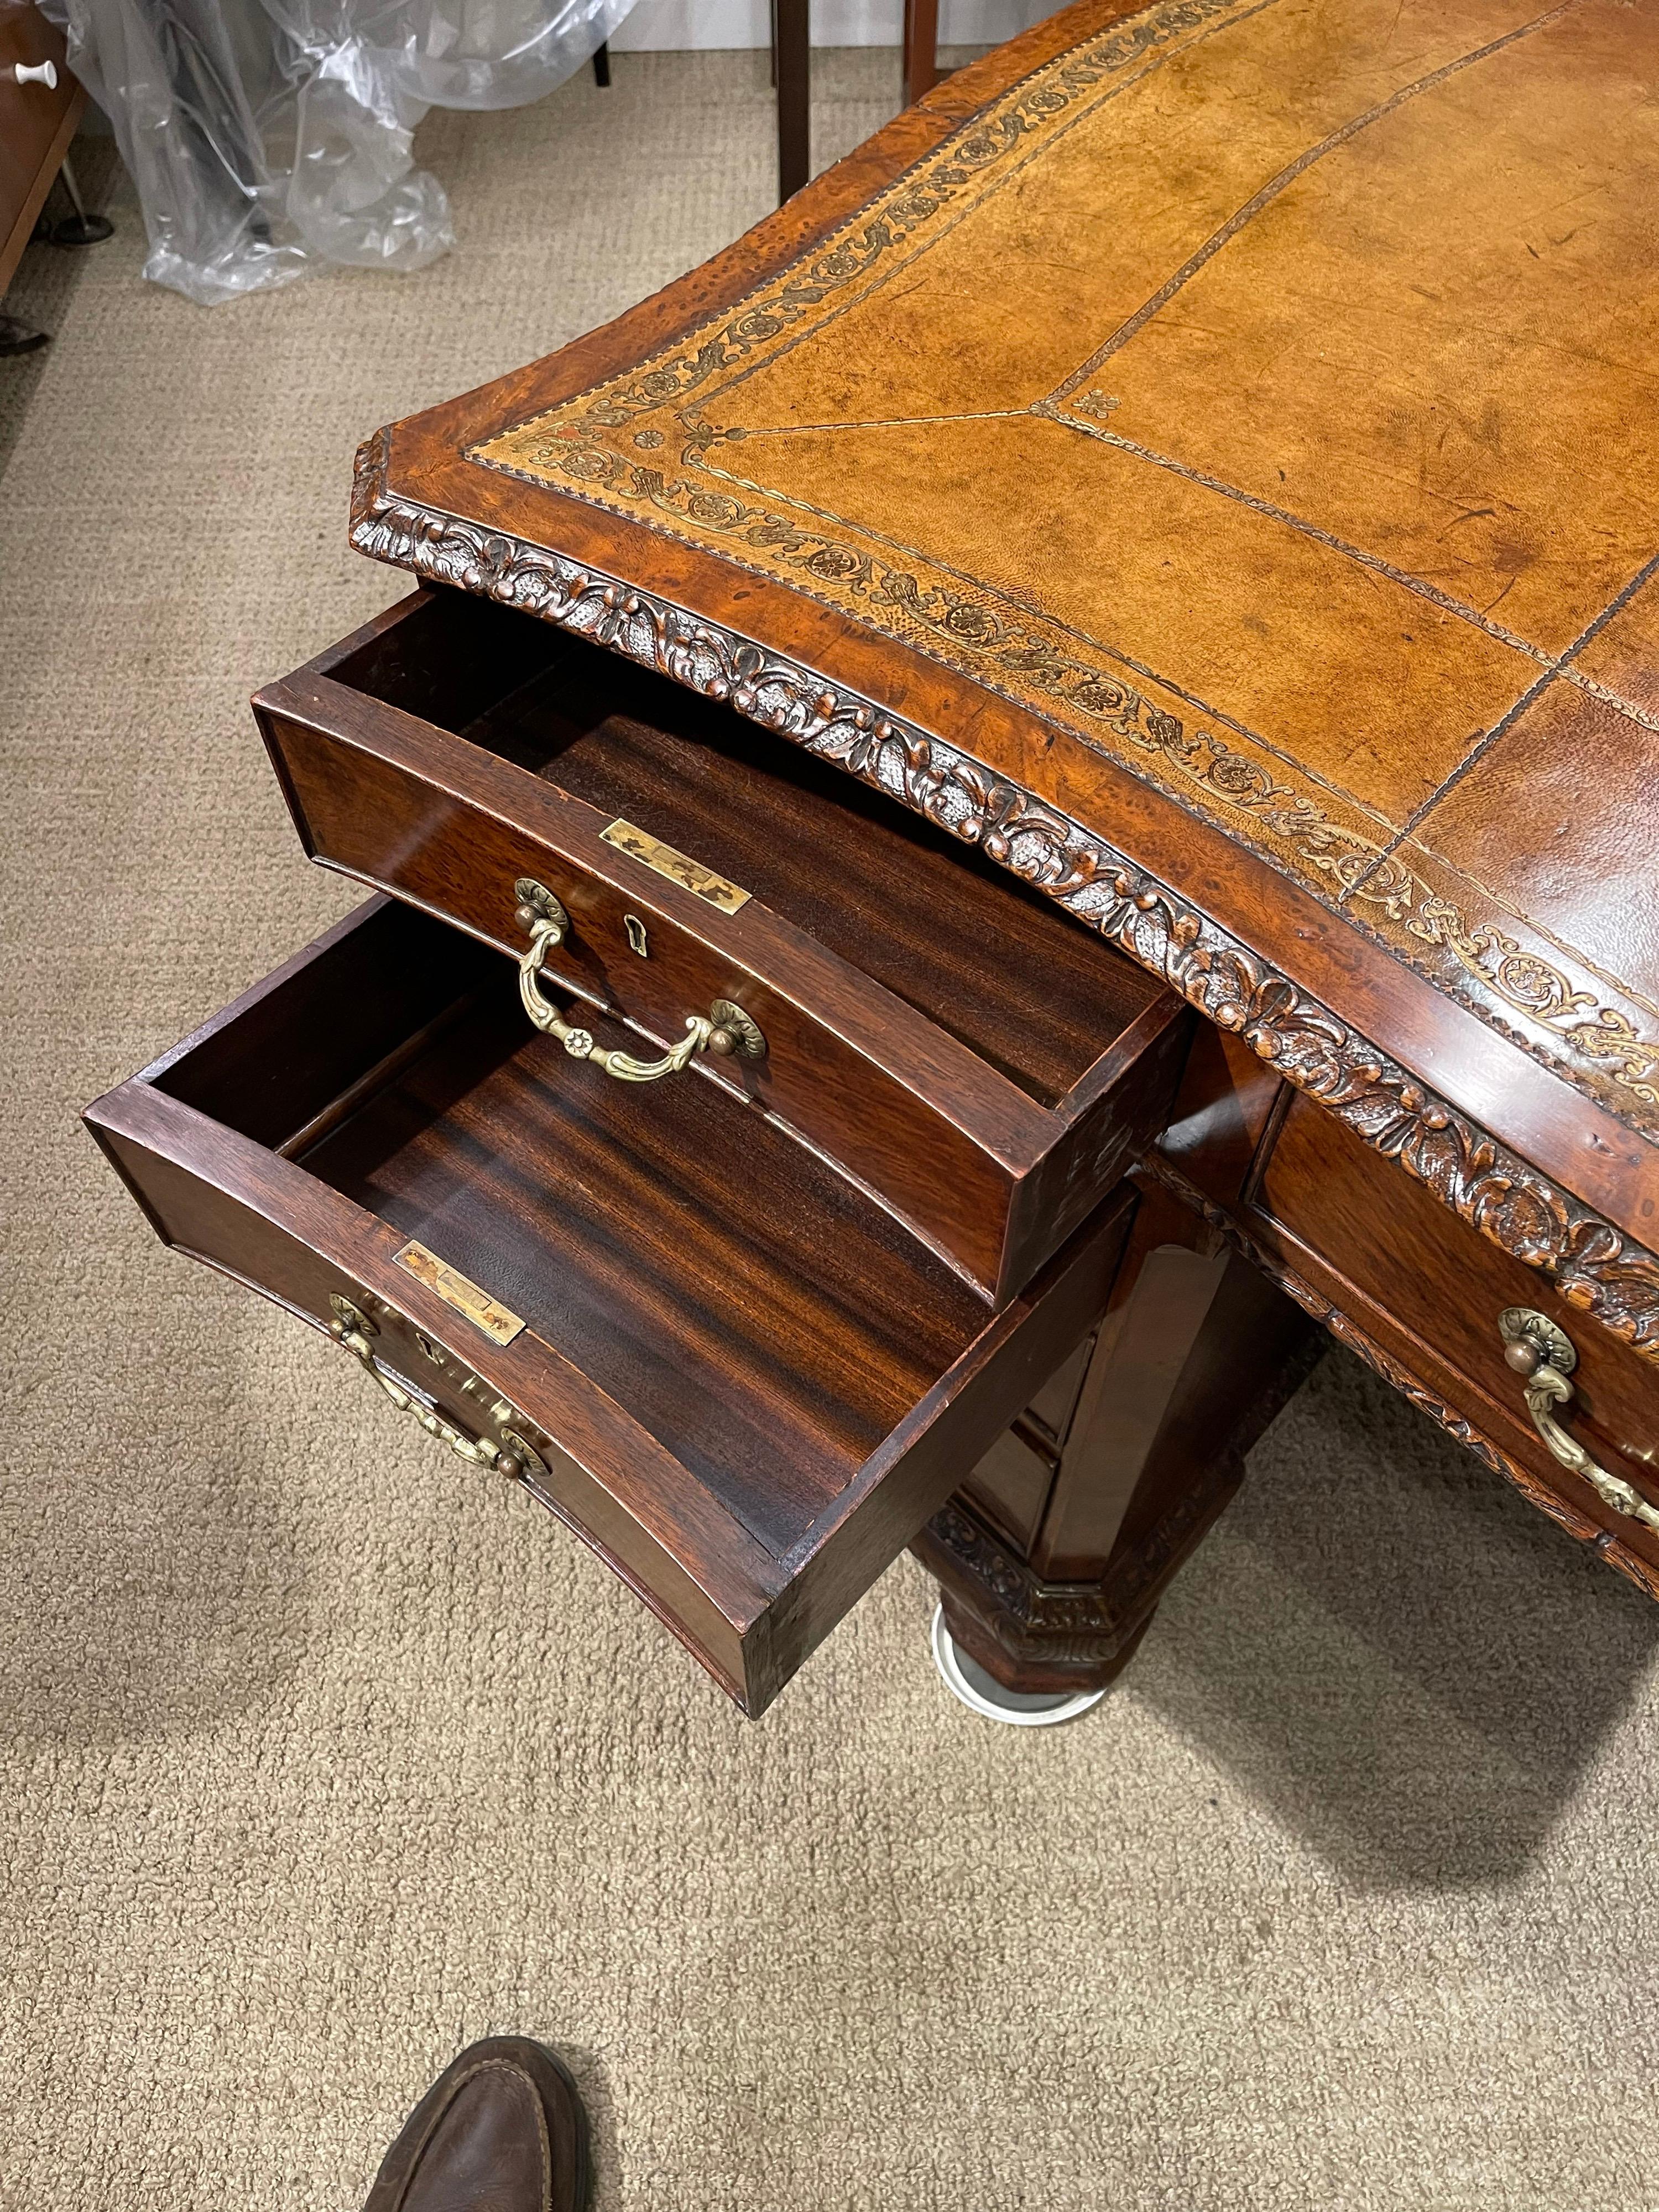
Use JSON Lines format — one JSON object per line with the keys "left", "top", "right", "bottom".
{"left": 623, "top": 914, "right": 649, "bottom": 958}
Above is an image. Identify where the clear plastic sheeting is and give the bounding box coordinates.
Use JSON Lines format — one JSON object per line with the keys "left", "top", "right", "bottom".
{"left": 38, "top": 0, "right": 636, "bottom": 304}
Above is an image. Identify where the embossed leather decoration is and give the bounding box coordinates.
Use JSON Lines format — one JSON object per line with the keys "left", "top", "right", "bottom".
{"left": 352, "top": 0, "right": 1659, "bottom": 1352}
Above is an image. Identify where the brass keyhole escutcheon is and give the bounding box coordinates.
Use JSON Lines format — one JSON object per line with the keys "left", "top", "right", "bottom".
{"left": 624, "top": 913, "right": 650, "bottom": 958}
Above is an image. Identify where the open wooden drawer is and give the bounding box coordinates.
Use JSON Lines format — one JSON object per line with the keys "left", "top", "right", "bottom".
{"left": 85, "top": 899, "right": 1138, "bottom": 1714}
{"left": 255, "top": 586, "right": 1188, "bottom": 1307}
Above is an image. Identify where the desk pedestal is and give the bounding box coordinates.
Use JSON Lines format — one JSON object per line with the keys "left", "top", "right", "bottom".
{"left": 915, "top": 1180, "right": 1320, "bottom": 1697}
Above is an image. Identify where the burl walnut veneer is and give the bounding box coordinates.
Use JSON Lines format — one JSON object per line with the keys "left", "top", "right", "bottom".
{"left": 90, "top": 0, "right": 1659, "bottom": 1712}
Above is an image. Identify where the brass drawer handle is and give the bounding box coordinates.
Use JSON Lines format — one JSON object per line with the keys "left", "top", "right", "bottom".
{"left": 1499, "top": 1307, "right": 1659, "bottom": 1533}
{"left": 514, "top": 877, "right": 764, "bottom": 1082}
{"left": 328, "top": 1296, "right": 546, "bottom": 1483}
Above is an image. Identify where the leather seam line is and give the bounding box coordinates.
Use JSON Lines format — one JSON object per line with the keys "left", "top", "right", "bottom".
{"left": 1364, "top": 538, "right": 1659, "bottom": 875}
{"left": 1038, "top": 406, "right": 1644, "bottom": 691}
{"left": 478, "top": 441, "right": 1414, "bottom": 916}
{"left": 479, "top": 0, "right": 1285, "bottom": 460}
{"left": 1363, "top": 846, "right": 1659, "bottom": 1037}
{"left": 1049, "top": 0, "right": 1591, "bottom": 400}
{"left": 678, "top": 444, "right": 1402, "bottom": 833}
{"left": 624, "top": 0, "right": 1291, "bottom": 430}
{"left": 446, "top": 444, "right": 1659, "bottom": 1141}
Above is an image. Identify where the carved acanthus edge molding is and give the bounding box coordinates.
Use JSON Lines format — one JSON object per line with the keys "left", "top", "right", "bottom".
{"left": 349, "top": 427, "right": 1659, "bottom": 1370}
{"left": 1139, "top": 1155, "right": 1659, "bottom": 1606}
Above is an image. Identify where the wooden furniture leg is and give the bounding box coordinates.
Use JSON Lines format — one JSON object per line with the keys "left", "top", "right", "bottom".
{"left": 902, "top": 0, "right": 940, "bottom": 107}
{"left": 913, "top": 1178, "right": 1321, "bottom": 1698}
{"left": 775, "top": 0, "right": 811, "bottom": 202}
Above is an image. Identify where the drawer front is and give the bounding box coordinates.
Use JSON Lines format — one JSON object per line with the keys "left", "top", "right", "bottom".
{"left": 93, "top": 1093, "right": 768, "bottom": 1699}
{"left": 256, "top": 588, "right": 1187, "bottom": 1306}
{"left": 87, "top": 898, "right": 1136, "bottom": 1714}
{"left": 1250, "top": 1095, "right": 1659, "bottom": 1566}
{"left": 264, "top": 697, "right": 1017, "bottom": 1290}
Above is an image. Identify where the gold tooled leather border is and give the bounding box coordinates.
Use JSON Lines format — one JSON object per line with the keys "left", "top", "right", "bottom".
{"left": 467, "top": 0, "right": 1659, "bottom": 1140}
{"left": 348, "top": 425, "right": 1659, "bottom": 1368}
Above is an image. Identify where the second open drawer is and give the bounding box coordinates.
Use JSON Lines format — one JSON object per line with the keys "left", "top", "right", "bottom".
{"left": 255, "top": 585, "right": 1190, "bottom": 1307}
{"left": 86, "top": 899, "right": 1138, "bottom": 1714}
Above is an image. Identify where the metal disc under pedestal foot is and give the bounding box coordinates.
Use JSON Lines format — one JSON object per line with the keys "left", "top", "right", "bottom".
{"left": 930, "top": 1603, "right": 1108, "bottom": 1727}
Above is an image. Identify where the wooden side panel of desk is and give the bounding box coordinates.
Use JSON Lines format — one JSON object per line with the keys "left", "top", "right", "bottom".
{"left": 917, "top": 1174, "right": 1320, "bottom": 1693}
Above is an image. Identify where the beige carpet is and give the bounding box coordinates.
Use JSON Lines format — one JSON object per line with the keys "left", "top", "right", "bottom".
{"left": 4, "top": 50, "right": 1659, "bottom": 2212}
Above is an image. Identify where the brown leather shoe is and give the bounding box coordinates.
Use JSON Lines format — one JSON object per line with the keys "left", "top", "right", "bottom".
{"left": 362, "top": 2037, "right": 590, "bottom": 2212}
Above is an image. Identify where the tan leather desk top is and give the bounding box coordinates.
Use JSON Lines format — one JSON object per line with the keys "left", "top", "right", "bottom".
{"left": 353, "top": 0, "right": 1659, "bottom": 1357}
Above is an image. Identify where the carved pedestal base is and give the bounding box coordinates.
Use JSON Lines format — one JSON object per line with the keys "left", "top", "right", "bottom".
{"left": 914, "top": 1177, "right": 1320, "bottom": 1699}
{"left": 916, "top": 1471, "right": 1235, "bottom": 1697}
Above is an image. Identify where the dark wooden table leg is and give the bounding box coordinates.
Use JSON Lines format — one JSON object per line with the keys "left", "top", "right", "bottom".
{"left": 902, "top": 0, "right": 940, "bottom": 106}
{"left": 912, "top": 1177, "right": 1321, "bottom": 1699}
{"left": 775, "top": 0, "right": 811, "bottom": 202}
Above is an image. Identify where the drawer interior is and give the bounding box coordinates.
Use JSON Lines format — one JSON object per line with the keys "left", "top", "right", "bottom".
{"left": 152, "top": 901, "right": 993, "bottom": 1557}
{"left": 327, "top": 590, "right": 1159, "bottom": 1107}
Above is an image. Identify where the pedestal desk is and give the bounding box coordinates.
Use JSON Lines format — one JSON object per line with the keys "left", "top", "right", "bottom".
{"left": 88, "top": 0, "right": 1659, "bottom": 1718}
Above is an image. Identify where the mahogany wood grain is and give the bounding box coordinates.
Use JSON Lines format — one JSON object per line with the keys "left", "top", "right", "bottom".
{"left": 959, "top": 1422, "right": 1059, "bottom": 1555}
{"left": 1038, "top": 1182, "right": 1311, "bottom": 1581}
{"left": 299, "top": 998, "right": 980, "bottom": 1545}
{"left": 1246, "top": 1097, "right": 1659, "bottom": 1574}
{"left": 327, "top": 591, "right": 1160, "bottom": 1105}
{"left": 918, "top": 1178, "right": 1319, "bottom": 1693}
{"left": 774, "top": 0, "right": 810, "bottom": 201}
{"left": 953, "top": 1332, "right": 1099, "bottom": 1553}
{"left": 257, "top": 586, "right": 1190, "bottom": 1305}
{"left": 1156, "top": 1024, "right": 1288, "bottom": 1213}
{"left": 85, "top": 895, "right": 1139, "bottom": 1713}
{"left": 902, "top": 0, "right": 940, "bottom": 106}
{"left": 1025, "top": 1333, "right": 1095, "bottom": 1447}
